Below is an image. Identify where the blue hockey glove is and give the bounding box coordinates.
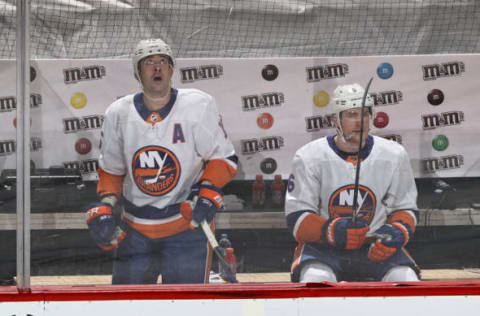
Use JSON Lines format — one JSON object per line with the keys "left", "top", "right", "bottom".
{"left": 368, "top": 222, "right": 411, "bottom": 262}
{"left": 189, "top": 184, "right": 223, "bottom": 229}
{"left": 323, "top": 217, "right": 370, "bottom": 250}
{"left": 187, "top": 184, "right": 201, "bottom": 200}
{"left": 85, "top": 202, "right": 126, "bottom": 251}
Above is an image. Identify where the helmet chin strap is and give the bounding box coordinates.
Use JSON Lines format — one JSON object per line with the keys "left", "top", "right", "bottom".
{"left": 343, "top": 132, "right": 355, "bottom": 141}
{"left": 335, "top": 118, "right": 347, "bottom": 143}
{"left": 336, "top": 122, "right": 370, "bottom": 145}
{"left": 335, "top": 127, "right": 356, "bottom": 153}
{"left": 344, "top": 127, "right": 371, "bottom": 142}
{"left": 336, "top": 132, "right": 364, "bottom": 153}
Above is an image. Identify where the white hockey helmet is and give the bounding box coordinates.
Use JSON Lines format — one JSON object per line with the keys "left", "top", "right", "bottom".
{"left": 330, "top": 83, "right": 375, "bottom": 139}
{"left": 132, "top": 38, "right": 175, "bottom": 80}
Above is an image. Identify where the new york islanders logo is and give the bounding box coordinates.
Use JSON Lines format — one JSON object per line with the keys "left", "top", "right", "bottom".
{"left": 132, "top": 146, "right": 181, "bottom": 196}
{"left": 328, "top": 184, "right": 376, "bottom": 223}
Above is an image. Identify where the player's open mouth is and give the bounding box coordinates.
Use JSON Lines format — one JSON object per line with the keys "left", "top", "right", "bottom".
{"left": 153, "top": 76, "right": 162, "bottom": 81}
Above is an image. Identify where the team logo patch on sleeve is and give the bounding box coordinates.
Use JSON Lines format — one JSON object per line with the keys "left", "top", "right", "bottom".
{"left": 328, "top": 184, "right": 376, "bottom": 222}
{"left": 132, "top": 146, "right": 181, "bottom": 196}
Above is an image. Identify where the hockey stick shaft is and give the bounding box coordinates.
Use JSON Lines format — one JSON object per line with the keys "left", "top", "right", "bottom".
{"left": 352, "top": 77, "right": 374, "bottom": 223}
{"left": 200, "top": 220, "right": 239, "bottom": 283}
{"left": 364, "top": 233, "right": 392, "bottom": 244}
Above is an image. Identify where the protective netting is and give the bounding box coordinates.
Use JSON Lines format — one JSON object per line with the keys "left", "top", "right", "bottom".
{"left": 2, "top": 0, "right": 480, "bottom": 59}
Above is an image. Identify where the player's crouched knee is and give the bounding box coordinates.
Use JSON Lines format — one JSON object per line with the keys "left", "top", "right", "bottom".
{"left": 299, "top": 262, "right": 338, "bottom": 283}
{"left": 382, "top": 266, "right": 420, "bottom": 282}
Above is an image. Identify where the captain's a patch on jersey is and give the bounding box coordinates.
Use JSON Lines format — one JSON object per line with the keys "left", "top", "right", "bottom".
{"left": 132, "top": 145, "right": 181, "bottom": 196}
{"left": 328, "top": 184, "right": 377, "bottom": 223}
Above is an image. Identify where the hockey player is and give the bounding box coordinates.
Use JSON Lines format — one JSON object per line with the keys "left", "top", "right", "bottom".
{"left": 285, "top": 83, "right": 420, "bottom": 283}
{"left": 85, "top": 38, "right": 238, "bottom": 284}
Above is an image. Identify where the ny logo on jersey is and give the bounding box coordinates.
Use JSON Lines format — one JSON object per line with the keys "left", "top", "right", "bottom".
{"left": 329, "top": 184, "right": 377, "bottom": 223}
{"left": 338, "top": 189, "right": 366, "bottom": 207}
{"left": 132, "top": 146, "right": 181, "bottom": 196}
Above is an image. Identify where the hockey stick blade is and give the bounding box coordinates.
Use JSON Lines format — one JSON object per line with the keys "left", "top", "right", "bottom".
{"left": 200, "top": 220, "right": 239, "bottom": 283}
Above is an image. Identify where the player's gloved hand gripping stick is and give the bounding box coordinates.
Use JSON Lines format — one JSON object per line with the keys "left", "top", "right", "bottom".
{"left": 188, "top": 183, "right": 223, "bottom": 229}
{"left": 368, "top": 222, "right": 409, "bottom": 262}
{"left": 190, "top": 191, "right": 238, "bottom": 283}
{"left": 323, "top": 216, "right": 370, "bottom": 250}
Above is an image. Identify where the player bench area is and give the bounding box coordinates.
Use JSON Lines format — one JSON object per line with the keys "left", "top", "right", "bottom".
{"left": 1, "top": 209, "right": 480, "bottom": 283}
{"left": 1, "top": 174, "right": 480, "bottom": 283}
{"left": 0, "top": 207, "right": 479, "bottom": 230}
{"left": 26, "top": 269, "right": 480, "bottom": 286}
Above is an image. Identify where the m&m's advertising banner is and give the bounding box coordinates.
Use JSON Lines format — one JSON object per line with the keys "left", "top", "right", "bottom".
{"left": 0, "top": 55, "right": 479, "bottom": 180}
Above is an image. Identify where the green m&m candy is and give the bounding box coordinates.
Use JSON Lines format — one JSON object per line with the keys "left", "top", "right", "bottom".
{"left": 432, "top": 135, "right": 449, "bottom": 151}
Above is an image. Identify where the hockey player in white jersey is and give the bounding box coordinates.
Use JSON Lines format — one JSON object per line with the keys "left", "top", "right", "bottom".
{"left": 285, "top": 83, "right": 420, "bottom": 283}
{"left": 85, "top": 38, "right": 238, "bottom": 284}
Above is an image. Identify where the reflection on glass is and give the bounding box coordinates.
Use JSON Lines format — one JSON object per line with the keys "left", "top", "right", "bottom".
{"left": 3, "top": 0, "right": 480, "bottom": 290}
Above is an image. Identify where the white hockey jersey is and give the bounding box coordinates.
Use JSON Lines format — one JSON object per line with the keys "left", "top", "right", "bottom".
{"left": 99, "top": 88, "right": 237, "bottom": 210}
{"left": 285, "top": 135, "right": 418, "bottom": 237}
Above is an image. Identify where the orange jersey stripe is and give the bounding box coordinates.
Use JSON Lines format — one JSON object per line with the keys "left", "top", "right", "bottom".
{"left": 199, "top": 159, "right": 237, "bottom": 188}
{"left": 388, "top": 210, "right": 416, "bottom": 233}
{"left": 121, "top": 202, "right": 194, "bottom": 239}
{"left": 199, "top": 187, "right": 223, "bottom": 208}
{"left": 97, "top": 167, "right": 125, "bottom": 199}
{"left": 295, "top": 213, "right": 327, "bottom": 243}
{"left": 291, "top": 243, "right": 305, "bottom": 274}
{"left": 329, "top": 205, "right": 355, "bottom": 216}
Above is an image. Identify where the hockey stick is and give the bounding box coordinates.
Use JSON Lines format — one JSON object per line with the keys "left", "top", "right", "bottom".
{"left": 364, "top": 233, "right": 392, "bottom": 244}
{"left": 190, "top": 195, "right": 238, "bottom": 283}
{"left": 351, "top": 77, "right": 374, "bottom": 224}
{"left": 348, "top": 78, "right": 393, "bottom": 245}
{"left": 200, "top": 220, "right": 239, "bottom": 283}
